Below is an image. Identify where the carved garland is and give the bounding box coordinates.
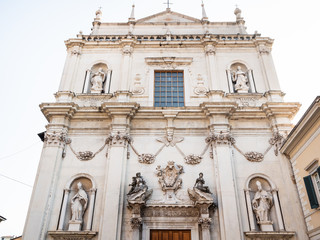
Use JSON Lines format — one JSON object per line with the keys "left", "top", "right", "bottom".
{"left": 129, "top": 135, "right": 211, "bottom": 165}
{"left": 206, "top": 131, "right": 285, "bottom": 162}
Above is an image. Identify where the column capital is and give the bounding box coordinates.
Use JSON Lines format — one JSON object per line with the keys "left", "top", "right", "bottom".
{"left": 130, "top": 217, "right": 142, "bottom": 229}
{"left": 198, "top": 217, "right": 212, "bottom": 229}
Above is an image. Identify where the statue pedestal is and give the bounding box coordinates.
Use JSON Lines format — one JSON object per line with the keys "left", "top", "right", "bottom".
{"left": 68, "top": 220, "right": 82, "bottom": 231}
{"left": 91, "top": 90, "right": 102, "bottom": 94}
{"left": 259, "top": 221, "right": 273, "bottom": 231}
{"left": 163, "top": 189, "right": 180, "bottom": 204}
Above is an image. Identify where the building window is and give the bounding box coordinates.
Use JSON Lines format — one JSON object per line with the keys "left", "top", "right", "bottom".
{"left": 154, "top": 71, "right": 184, "bottom": 107}
{"left": 303, "top": 166, "right": 320, "bottom": 209}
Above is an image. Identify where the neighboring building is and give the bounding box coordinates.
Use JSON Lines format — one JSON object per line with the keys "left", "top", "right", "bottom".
{"left": 23, "top": 4, "right": 308, "bottom": 240}
{"left": 1, "top": 237, "right": 14, "bottom": 240}
{"left": 281, "top": 96, "right": 320, "bottom": 240}
{"left": 12, "top": 236, "right": 22, "bottom": 240}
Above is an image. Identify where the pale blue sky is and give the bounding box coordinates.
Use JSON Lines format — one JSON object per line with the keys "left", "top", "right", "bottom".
{"left": 0, "top": 0, "right": 319, "bottom": 236}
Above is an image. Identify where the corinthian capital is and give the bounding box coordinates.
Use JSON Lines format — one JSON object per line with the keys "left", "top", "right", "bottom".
{"left": 204, "top": 44, "right": 216, "bottom": 55}
{"left": 122, "top": 45, "right": 133, "bottom": 55}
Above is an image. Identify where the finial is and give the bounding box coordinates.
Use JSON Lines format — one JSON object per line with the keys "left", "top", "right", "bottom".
{"left": 95, "top": 7, "right": 102, "bottom": 21}
{"left": 163, "top": 0, "right": 172, "bottom": 11}
{"left": 201, "top": 1, "right": 208, "bottom": 21}
{"left": 129, "top": 4, "right": 135, "bottom": 22}
{"left": 234, "top": 5, "right": 245, "bottom": 25}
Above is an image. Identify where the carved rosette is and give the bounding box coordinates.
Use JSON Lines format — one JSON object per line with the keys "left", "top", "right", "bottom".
{"left": 184, "top": 154, "right": 202, "bottom": 165}
{"left": 244, "top": 151, "right": 264, "bottom": 162}
{"left": 138, "top": 154, "right": 155, "bottom": 164}
{"left": 44, "top": 131, "right": 68, "bottom": 146}
{"left": 198, "top": 217, "right": 212, "bottom": 229}
{"left": 269, "top": 132, "right": 285, "bottom": 156}
{"left": 106, "top": 132, "right": 132, "bottom": 146}
{"left": 206, "top": 133, "right": 235, "bottom": 145}
{"left": 130, "top": 217, "right": 142, "bottom": 229}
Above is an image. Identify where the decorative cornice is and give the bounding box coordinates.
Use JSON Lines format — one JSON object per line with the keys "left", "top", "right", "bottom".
{"left": 48, "top": 231, "right": 97, "bottom": 240}
{"left": 261, "top": 102, "right": 301, "bottom": 120}
{"left": 102, "top": 102, "right": 139, "bottom": 117}
{"left": 200, "top": 102, "right": 238, "bottom": 117}
{"left": 145, "top": 57, "right": 193, "bottom": 68}
{"left": 40, "top": 103, "right": 78, "bottom": 122}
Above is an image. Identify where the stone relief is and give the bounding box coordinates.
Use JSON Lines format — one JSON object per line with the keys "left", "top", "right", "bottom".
{"left": 156, "top": 161, "right": 184, "bottom": 203}
{"left": 244, "top": 151, "right": 264, "bottom": 162}
{"left": 132, "top": 74, "right": 145, "bottom": 95}
{"left": 193, "top": 74, "right": 208, "bottom": 95}
{"left": 127, "top": 172, "right": 153, "bottom": 203}
{"left": 269, "top": 132, "right": 285, "bottom": 156}
{"left": 184, "top": 154, "right": 202, "bottom": 165}
{"left": 44, "top": 131, "right": 68, "bottom": 146}
{"left": 204, "top": 44, "right": 216, "bottom": 55}
{"left": 106, "top": 131, "right": 132, "bottom": 146}
{"left": 258, "top": 45, "right": 271, "bottom": 54}
{"left": 156, "top": 135, "right": 184, "bottom": 147}
{"left": 232, "top": 66, "right": 249, "bottom": 93}
{"left": 138, "top": 153, "right": 155, "bottom": 164}
{"left": 122, "top": 45, "right": 133, "bottom": 55}
{"left": 69, "top": 182, "right": 88, "bottom": 231}
{"left": 252, "top": 181, "right": 273, "bottom": 231}
{"left": 130, "top": 217, "right": 142, "bottom": 229}
{"left": 205, "top": 132, "right": 235, "bottom": 145}
{"left": 143, "top": 207, "right": 199, "bottom": 217}
{"left": 90, "top": 68, "right": 105, "bottom": 94}
{"left": 198, "top": 217, "right": 212, "bottom": 229}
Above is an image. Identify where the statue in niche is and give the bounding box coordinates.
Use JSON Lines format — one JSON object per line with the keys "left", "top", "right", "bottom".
{"left": 194, "top": 173, "right": 211, "bottom": 194}
{"left": 232, "top": 66, "right": 249, "bottom": 93}
{"left": 188, "top": 173, "right": 215, "bottom": 204}
{"left": 127, "top": 172, "right": 152, "bottom": 202}
{"left": 90, "top": 68, "right": 105, "bottom": 93}
{"left": 252, "top": 181, "right": 273, "bottom": 223}
{"left": 70, "top": 182, "right": 88, "bottom": 222}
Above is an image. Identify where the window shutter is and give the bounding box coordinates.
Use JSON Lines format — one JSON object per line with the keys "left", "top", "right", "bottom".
{"left": 303, "top": 175, "right": 319, "bottom": 209}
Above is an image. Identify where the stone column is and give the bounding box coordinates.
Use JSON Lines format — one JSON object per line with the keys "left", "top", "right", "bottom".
{"left": 272, "top": 189, "right": 285, "bottom": 231}
{"left": 85, "top": 188, "right": 97, "bottom": 231}
{"left": 59, "top": 43, "right": 83, "bottom": 91}
{"left": 244, "top": 189, "right": 256, "bottom": 231}
{"left": 204, "top": 43, "right": 218, "bottom": 90}
{"left": 58, "top": 189, "right": 71, "bottom": 230}
{"left": 120, "top": 42, "right": 134, "bottom": 91}
{"left": 201, "top": 102, "right": 242, "bottom": 240}
{"left": 23, "top": 103, "right": 77, "bottom": 240}
{"left": 99, "top": 102, "right": 139, "bottom": 240}
{"left": 199, "top": 217, "right": 212, "bottom": 240}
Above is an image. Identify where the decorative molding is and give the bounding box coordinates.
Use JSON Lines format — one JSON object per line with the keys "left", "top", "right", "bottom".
{"left": 193, "top": 74, "right": 208, "bottom": 95}
{"left": 122, "top": 45, "right": 133, "bottom": 55}
{"left": 106, "top": 131, "right": 132, "bottom": 146}
{"left": 48, "top": 231, "right": 97, "bottom": 240}
{"left": 257, "top": 44, "right": 271, "bottom": 54}
{"left": 44, "top": 130, "right": 68, "bottom": 146}
{"left": 198, "top": 217, "right": 212, "bottom": 229}
{"left": 145, "top": 57, "right": 193, "bottom": 69}
{"left": 143, "top": 206, "right": 199, "bottom": 217}
{"left": 206, "top": 133, "right": 235, "bottom": 145}
{"left": 130, "top": 217, "right": 142, "bottom": 229}
{"left": 204, "top": 44, "right": 216, "bottom": 55}
{"left": 132, "top": 74, "right": 145, "bottom": 95}
{"left": 269, "top": 132, "right": 285, "bottom": 156}
{"left": 244, "top": 151, "right": 264, "bottom": 162}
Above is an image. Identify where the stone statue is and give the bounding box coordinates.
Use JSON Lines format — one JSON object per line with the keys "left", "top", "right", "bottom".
{"left": 70, "top": 182, "right": 88, "bottom": 222}
{"left": 232, "top": 66, "right": 249, "bottom": 93}
{"left": 252, "top": 181, "right": 273, "bottom": 223}
{"left": 127, "top": 173, "right": 152, "bottom": 202}
{"left": 188, "top": 173, "right": 216, "bottom": 205}
{"left": 194, "top": 173, "right": 211, "bottom": 194}
{"left": 90, "top": 68, "right": 105, "bottom": 93}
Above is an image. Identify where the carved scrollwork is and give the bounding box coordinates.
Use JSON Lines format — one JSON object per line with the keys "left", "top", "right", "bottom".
{"left": 106, "top": 131, "right": 132, "bottom": 146}
{"left": 204, "top": 44, "right": 216, "bottom": 55}
{"left": 130, "top": 217, "right": 142, "bottom": 229}
{"left": 184, "top": 154, "right": 202, "bottom": 165}
{"left": 244, "top": 151, "right": 264, "bottom": 162}
{"left": 257, "top": 45, "right": 271, "bottom": 54}
{"left": 193, "top": 74, "right": 208, "bottom": 95}
{"left": 269, "top": 132, "right": 285, "bottom": 156}
{"left": 198, "top": 217, "right": 212, "bottom": 229}
{"left": 77, "top": 151, "right": 94, "bottom": 161}
{"left": 206, "top": 133, "right": 235, "bottom": 145}
{"left": 122, "top": 45, "right": 133, "bottom": 55}
{"left": 138, "top": 154, "right": 155, "bottom": 164}
{"left": 132, "top": 74, "right": 145, "bottom": 95}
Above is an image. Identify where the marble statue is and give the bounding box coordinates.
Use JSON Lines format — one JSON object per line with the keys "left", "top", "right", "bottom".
{"left": 127, "top": 172, "right": 152, "bottom": 202}
{"left": 90, "top": 68, "right": 105, "bottom": 93}
{"left": 194, "top": 173, "right": 211, "bottom": 194}
{"left": 70, "top": 182, "right": 88, "bottom": 222}
{"left": 232, "top": 66, "right": 249, "bottom": 93}
{"left": 252, "top": 181, "right": 273, "bottom": 223}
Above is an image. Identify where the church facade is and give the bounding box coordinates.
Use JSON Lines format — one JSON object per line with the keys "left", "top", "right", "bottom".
{"left": 22, "top": 5, "right": 308, "bottom": 240}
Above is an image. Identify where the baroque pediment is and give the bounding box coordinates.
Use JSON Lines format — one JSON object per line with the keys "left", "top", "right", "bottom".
{"left": 137, "top": 10, "right": 201, "bottom": 23}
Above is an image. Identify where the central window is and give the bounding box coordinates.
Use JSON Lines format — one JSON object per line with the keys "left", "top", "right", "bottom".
{"left": 154, "top": 71, "right": 184, "bottom": 107}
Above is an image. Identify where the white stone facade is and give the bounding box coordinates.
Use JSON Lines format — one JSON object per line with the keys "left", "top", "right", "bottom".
{"left": 22, "top": 6, "right": 308, "bottom": 240}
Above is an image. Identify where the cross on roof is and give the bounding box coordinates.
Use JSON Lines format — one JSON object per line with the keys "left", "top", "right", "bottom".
{"left": 163, "top": 0, "right": 173, "bottom": 9}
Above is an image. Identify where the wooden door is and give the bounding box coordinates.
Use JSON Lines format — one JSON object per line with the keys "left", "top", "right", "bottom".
{"left": 150, "top": 230, "right": 191, "bottom": 240}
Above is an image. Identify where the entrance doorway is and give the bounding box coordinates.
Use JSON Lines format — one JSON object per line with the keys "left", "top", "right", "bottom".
{"left": 150, "top": 230, "right": 191, "bottom": 240}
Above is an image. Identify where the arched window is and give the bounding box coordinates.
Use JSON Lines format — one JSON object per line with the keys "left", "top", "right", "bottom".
{"left": 226, "top": 62, "right": 256, "bottom": 93}
{"left": 57, "top": 174, "right": 97, "bottom": 231}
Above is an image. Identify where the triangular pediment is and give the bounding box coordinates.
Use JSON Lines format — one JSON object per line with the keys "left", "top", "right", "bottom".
{"left": 137, "top": 10, "right": 201, "bottom": 23}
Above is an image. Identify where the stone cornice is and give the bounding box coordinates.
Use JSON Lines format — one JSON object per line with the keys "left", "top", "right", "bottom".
{"left": 48, "top": 231, "right": 97, "bottom": 240}
{"left": 261, "top": 102, "right": 301, "bottom": 119}
{"left": 200, "top": 102, "right": 238, "bottom": 116}
{"left": 40, "top": 103, "right": 78, "bottom": 122}
{"left": 102, "top": 102, "right": 140, "bottom": 117}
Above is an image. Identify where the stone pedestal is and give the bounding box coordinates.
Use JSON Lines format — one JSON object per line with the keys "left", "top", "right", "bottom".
{"left": 259, "top": 221, "right": 274, "bottom": 232}
{"left": 163, "top": 188, "right": 180, "bottom": 204}
{"left": 68, "top": 220, "right": 82, "bottom": 231}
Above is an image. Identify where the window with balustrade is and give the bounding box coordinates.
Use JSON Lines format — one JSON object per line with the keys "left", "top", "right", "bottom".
{"left": 154, "top": 71, "right": 184, "bottom": 107}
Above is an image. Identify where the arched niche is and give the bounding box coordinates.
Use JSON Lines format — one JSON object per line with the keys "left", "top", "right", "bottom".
{"left": 57, "top": 174, "right": 97, "bottom": 232}
{"left": 226, "top": 61, "right": 256, "bottom": 93}
{"left": 244, "top": 174, "right": 285, "bottom": 232}
{"left": 83, "top": 62, "right": 112, "bottom": 94}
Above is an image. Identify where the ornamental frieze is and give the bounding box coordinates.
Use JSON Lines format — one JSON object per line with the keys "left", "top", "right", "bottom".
{"left": 142, "top": 207, "right": 199, "bottom": 217}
